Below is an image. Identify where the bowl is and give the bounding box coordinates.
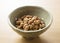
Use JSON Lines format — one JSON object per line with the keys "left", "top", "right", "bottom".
{"left": 8, "top": 6, "right": 53, "bottom": 39}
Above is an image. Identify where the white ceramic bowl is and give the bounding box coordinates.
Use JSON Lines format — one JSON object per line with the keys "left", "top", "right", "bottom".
{"left": 8, "top": 6, "right": 53, "bottom": 38}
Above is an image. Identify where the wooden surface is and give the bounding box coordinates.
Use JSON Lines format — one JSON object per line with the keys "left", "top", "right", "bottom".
{"left": 0, "top": 0, "right": 60, "bottom": 43}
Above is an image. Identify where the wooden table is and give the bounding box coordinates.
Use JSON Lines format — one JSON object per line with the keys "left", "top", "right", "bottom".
{"left": 0, "top": 0, "right": 60, "bottom": 43}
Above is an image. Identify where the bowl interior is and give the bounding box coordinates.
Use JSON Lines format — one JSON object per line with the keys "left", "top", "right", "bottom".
{"left": 9, "top": 6, "right": 51, "bottom": 29}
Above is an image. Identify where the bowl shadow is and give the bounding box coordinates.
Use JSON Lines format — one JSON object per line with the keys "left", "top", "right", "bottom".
{"left": 16, "top": 36, "right": 49, "bottom": 43}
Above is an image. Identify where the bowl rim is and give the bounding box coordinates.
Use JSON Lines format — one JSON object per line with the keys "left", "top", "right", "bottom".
{"left": 8, "top": 6, "right": 53, "bottom": 33}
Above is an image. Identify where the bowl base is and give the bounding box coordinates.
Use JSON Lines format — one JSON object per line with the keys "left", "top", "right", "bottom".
{"left": 23, "top": 36, "right": 39, "bottom": 40}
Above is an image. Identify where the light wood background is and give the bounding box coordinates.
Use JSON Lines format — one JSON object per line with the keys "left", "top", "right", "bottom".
{"left": 0, "top": 0, "right": 60, "bottom": 43}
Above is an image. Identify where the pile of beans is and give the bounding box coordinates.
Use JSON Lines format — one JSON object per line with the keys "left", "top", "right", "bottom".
{"left": 15, "top": 15, "right": 45, "bottom": 31}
